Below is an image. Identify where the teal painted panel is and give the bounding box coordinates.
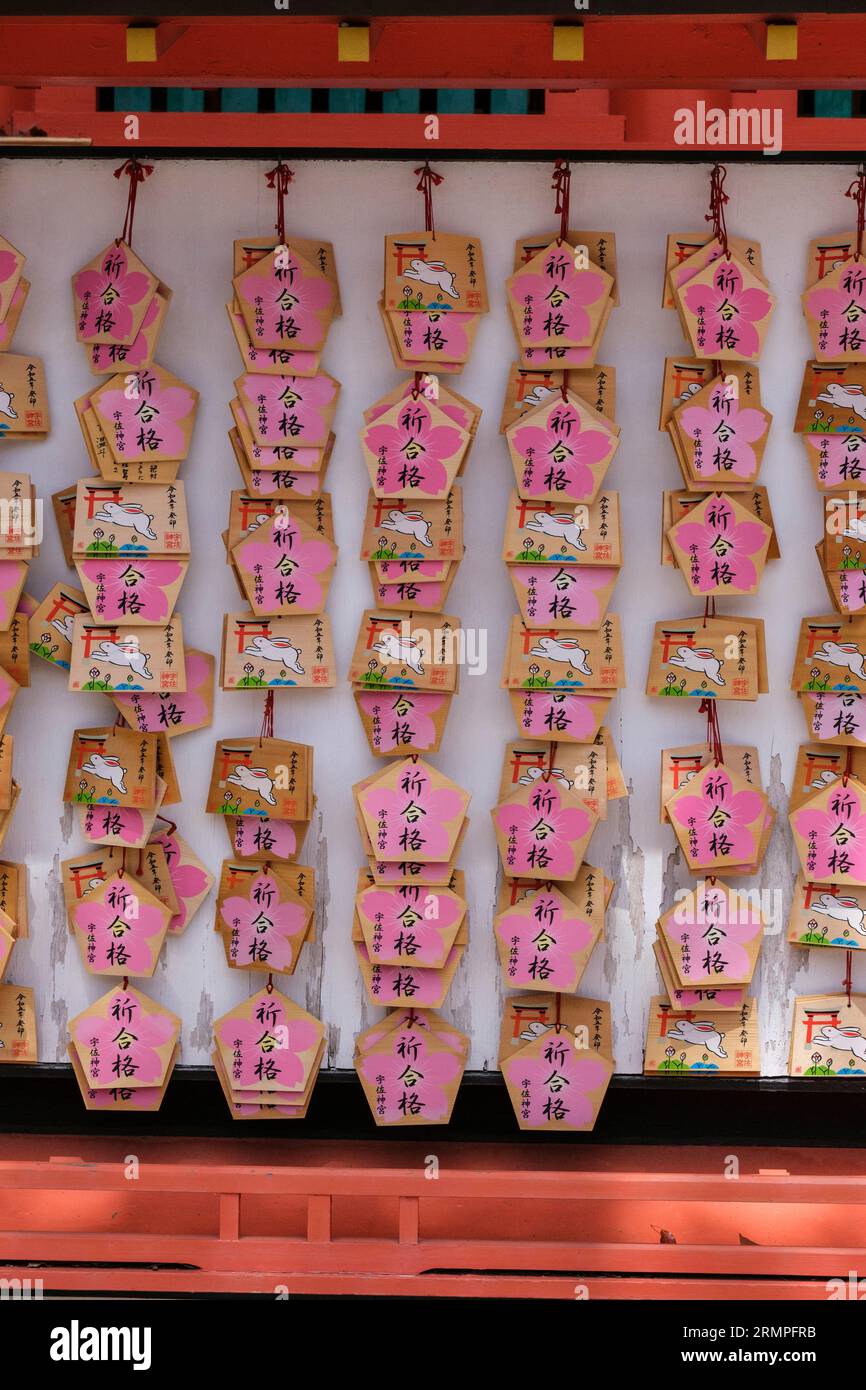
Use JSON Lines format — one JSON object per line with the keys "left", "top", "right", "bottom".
{"left": 113, "top": 87, "right": 151, "bottom": 111}
{"left": 383, "top": 89, "right": 420, "bottom": 114}
{"left": 437, "top": 89, "right": 475, "bottom": 114}
{"left": 328, "top": 89, "right": 365, "bottom": 113}
{"left": 815, "top": 90, "right": 853, "bottom": 118}
{"left": 167, "top": 89, "right": 204, "bottom": 113}
{"left": 275, "top": 89, "right": 312, "bottom": 113}
{"left": 221, "top": 89, "right": 257, "bottom": 113}
{"left": 491, "top": 89, "right": 528, "bottom": 114}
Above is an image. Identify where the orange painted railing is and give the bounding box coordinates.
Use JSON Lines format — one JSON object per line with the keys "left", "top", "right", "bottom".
{"left": 0, "top": 1136, "right": 862, "bottom": 1297}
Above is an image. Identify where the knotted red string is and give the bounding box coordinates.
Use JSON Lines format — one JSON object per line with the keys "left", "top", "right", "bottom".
{"left": 265, "top": 160, "right": 294, "bottom": 243}
{"left": 260, "top": 688, "right": 275, "bottom": 744}
{"left": 113, "top": 157, "right": 153, "bottom": 248}
{"left": 414, "top": 162, "right": 443, "bottom": 237}
{"left": 560, "top": 369, "right": 570, "bottom": 403}
{"left": 846, "top": 166, "right": 866, "bottom": 262}
{"left": 699, "top": 698, "right": 724, "bottom": 765}
{"left": 552, "top": 159, "right": 571, "bottom": 245}
{"left": 702, "top": 594, "right": 717, "bottom": 627}
{"left": 843, "top": 949, "right": 854, "bottom": 1007}
{"left": 706, "top": 163, "right": 730, "bottom": 259}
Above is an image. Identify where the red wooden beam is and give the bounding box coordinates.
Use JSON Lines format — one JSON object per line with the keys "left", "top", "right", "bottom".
{"left": 0, "top": 15, "right": 865, "bottom": 90}
{"left": 7, "top": 93, "right": 866, "bottom": 154}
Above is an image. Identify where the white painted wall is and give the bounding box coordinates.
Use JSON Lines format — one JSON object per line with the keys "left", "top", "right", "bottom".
{"left": 0, "top": 157, "right": 849, "bottom": 1076}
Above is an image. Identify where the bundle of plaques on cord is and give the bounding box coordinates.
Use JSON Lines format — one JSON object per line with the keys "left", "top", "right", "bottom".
{"left": 0, "top": 227, "right": 50, "bottom": 439}
{"left": 206, "top": 700, "right": 324, "bottom": 1120}
{"left": 505, "top": 162, "right": 617, "bottom": 371}
{"left": 351, "top": 754, "right": 471, "bottom": 1125}
{"left": 220, "top": 164, "right": 340, "bottom": 693}
{"left": 381, "top": 162, "right": 488, "bottom": 374}
{"left": 227, "top": 161, "right": 340, "bottom": 501}
{"left": 71, "top": 165, "right": 198, "bottom": 487}
{"left": 61, "top": 726, "right": 188, "bottom": 1112}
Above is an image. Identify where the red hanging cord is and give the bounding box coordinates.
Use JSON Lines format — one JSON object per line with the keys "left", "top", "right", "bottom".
{"left": 554, "top": 991, "right": 562, "bottom": 1033}
{"left": 266, "top": 972, "right": 274, "bottom": 994}
{"left": 414, "top": 162, "right": 443, "bottom": 238}
{"left": 265, "top": 160, "right": 294, "bottom": 243}
{"left": 702, "top": 594, "right": 717, "bottom": 627}
{"left": 259, "top": 689, "right": 275, "bottom": 745}
{"left": 560, "top": 369, "right": 570, "bottom": 403}
{"left": 843, "top": 949, "right": 854, "bottom": 1007}
{"left": 113, "top": 157, "right": 153, "bottom": 249}
{"left": 846, "top": 166, "right": 866, "bottom": 262}
{"left": 543, "top": 739, "right": 557, "bottom": 782}
{"left": 552, "top": 159, "right": 571, "bottom": 246}
{"left": 121, "top": 976, "right": 129, "bottom": 992}
{"left": 699, "top": 698, "right": 724, "bottom": 766}
{"left": 706, "top": 163, "right": 730, "bottom": 259}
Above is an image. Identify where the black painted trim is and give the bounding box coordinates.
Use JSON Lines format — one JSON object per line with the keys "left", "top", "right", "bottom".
{"left": 1, "top": 1064, "right": 865, "bottom": 1144}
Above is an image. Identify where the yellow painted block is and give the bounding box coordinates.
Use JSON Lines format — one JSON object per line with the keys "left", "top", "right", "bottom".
{"left": 338, "top": 25, "right": 370, "bottom": 63}
{"left": 553, "top": 24, "right": 584, "bottom": 62}
{"left": 126, "top": 25, "right": 158, "bottom": 63}
{"left": 766, "top": 22, "right": 798, "bottom": 61}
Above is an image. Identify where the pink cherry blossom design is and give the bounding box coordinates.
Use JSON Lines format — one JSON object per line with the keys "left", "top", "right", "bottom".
{"left": 113, "top": 648, "right": 210, "bottom": 734}
{"left": 357, "top": 690, "right": 444, "bottom": 752}
{"left": 679, "top": 387, "right": 768, "bottom": 480}
{"left": 359, "top": 943, "right": 459, "bottom": 1005}
{"left": 238, "top": 523, "right": 333, "bottom": 613}
{"left": 805, "top": 432, "right": 866, "bottom": 488}
{"left": 397, "top": 311, "right": 471, "bottom": 361}
{"left": 219, "top": 871, "right": 308, "bottom": 972}
{"left": 238, "top": 251, "right": 334, "bottom": 348}
{"left": 249, "top": 467, "right": 321, "bottom": 498}
{"left": 232, "top": 816, "right": 297, "bottom": 860}
{"left": 359, "top": 886, "right": 462, "bottom": 965}
{"left": 367, "top": 383, "right": 473, "bottom": 433}
{"left": 804, "top": 692, "right": 866, "bottom": 743}
{"left": 153, "top": 833, "right": 210, "bottom": 932}
{"left": 216, "top": 1001, "right": 319, "bottom": 1090}
{"left": 73, "top": 875, "right": 166, "bottom": 974}
{"left": 662, "top": 883, "right": 763, "bottom": 982}
{"left": 82, "top": 1080, "right": 166, "bottom": 1109}
{"left": 0, "top": 251, "right": 19, "bottom": 286}
{"left": 358, "top": 1028, "right": 461, "bottom": 1122}
{"left": 515, "top": 691, "right": 605, "bottom": 740}
{"left": 74, "top": 244, "right": 153, "bottom": 342}
{"left": 245, "top": 436, "right": 322, "bottom": 471}
{"left": 793, "top": 781, "right": 866, "bottom": 880}
{"left": 84, "top": 802, "right": 146, "bottom": 846}
{"left": 674, "top": 499, "right": 767, "bottom": 593}
{"left": 512, "top": 565, "right": 614, "bottom": 627}
{"left": 496, "top": 891, "right": 593, "bottom": 990}
{"left": 363, "top": 769, "right": 466, "bottom": 861}
{"left": 806, "top": 262, "right": 866, "bottom": 359}
{"left": 682, "top": 259, "right": 773, "bottom": 360}
{"left": 512, "top": 401, "right": 612, "bottom": 501}
{"left": 364, "top": 397, "right": 463, "bottom": 496}
{"left": 373, "top": 579, "right": 448, "bottom": 610}
{"left": 239, "top": 373, "right": 336, "bottom": 445}
{"left": 510, "top": 253, "right": 607, "bottom": 346}
{"left": 494, "top": 780, "right": 591, "bottom": 879}
{"left": 72, "top": 992, "right": 175, "bottom": 1086}
{"left": 97, "top": 372, "right": 195, "bottom": 460}
{"left": 670, "top": 767, "right": 764, "bottom": 866}
{"left": 91, "top": 291, "right": 161, "bottom": 372}
{"left": 80, "top": 559, "right": 184, "bottom": 623}
{"left": 503, "top": 1044, "right": 609, "bottom": 1128}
